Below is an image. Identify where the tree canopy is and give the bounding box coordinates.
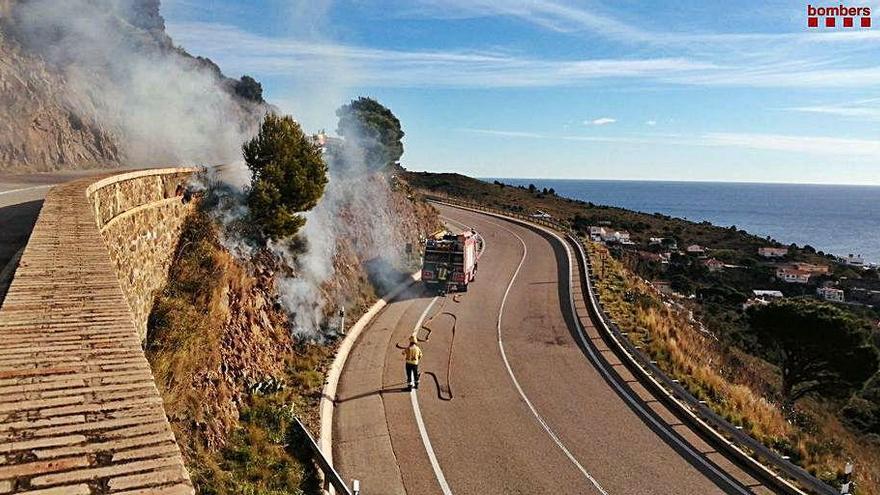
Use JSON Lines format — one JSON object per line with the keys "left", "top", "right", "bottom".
{"left": 747, "top": 298, "right": 878, "bottom": 405}
{"left": 243, "top": 113, "right": 328, "bottom": 240}
{"left": 335, "top": 97, "right": 404, "bottom": 170}
{"left": 234, "top": 75, "right": 264, "bottom": 103}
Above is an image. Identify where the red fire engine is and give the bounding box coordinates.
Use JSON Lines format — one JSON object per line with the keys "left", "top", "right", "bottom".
{"left": 421, "top": 230, "right": 481, "bottom": 293}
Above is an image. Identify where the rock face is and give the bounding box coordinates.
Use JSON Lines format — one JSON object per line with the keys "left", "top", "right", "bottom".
{"left": 0, "top": 33, "right": 121, "bottom": 171}
{"left": 0, "top": 0, "right": 266, "bottom": 172}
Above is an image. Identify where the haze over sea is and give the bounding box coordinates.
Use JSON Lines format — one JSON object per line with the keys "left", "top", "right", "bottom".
{"left": 492, "top": 179, "right": 880, "bottom": 264}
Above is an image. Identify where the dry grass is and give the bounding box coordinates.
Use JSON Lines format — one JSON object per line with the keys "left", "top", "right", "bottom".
{"left": 588, "top": 242, "right": 879, "bottom": 493}
{"left": 147, "top": 210, "right": 327, "bottom": 495}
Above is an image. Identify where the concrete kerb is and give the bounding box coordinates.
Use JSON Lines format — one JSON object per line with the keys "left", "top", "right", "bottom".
{"left": 319, "top": 270, "right": 422, "bottom": 492}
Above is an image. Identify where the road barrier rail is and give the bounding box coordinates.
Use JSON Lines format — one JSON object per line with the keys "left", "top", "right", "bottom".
{"left": 293, "top": 417, "right": 356, "bottom": 495}
{"left": 426, "top": 195, "right": 837, "bottom": 495}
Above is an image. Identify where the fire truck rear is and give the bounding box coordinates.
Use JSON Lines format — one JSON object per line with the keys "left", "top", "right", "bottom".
{"left": 421, "top": 230, "right": 481, "bottom": 293}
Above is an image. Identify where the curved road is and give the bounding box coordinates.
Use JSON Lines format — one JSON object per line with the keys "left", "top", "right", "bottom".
{"left": 333, "top": 205, "right": 767, "bottom": 494}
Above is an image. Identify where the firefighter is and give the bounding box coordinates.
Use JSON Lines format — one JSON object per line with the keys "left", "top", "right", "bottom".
{"left": 436, "top": 265, "right": 449, "bottom": 295}
{"left": 404, "top": 335, "right": 423, "bottom": 390}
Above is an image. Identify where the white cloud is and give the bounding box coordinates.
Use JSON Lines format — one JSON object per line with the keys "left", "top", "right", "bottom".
{"left": 167, "top": 21, "right": 715, "bottom": 88}
{"left": 700, "top": 132, "right": 880, "bottom": 156}
{"left": 645, "top": 120, "right": 657, "bottom": 126}
{"left": 391, "top": 1, "right": 880, "bottom": 91}
{"left": 459, "top": 128, "right": 880, "bottom": 157}
{"left": 787, "top": 98, "right": 880, "bottom": 121}
{"left": 167, "top": 15, "right": 880, "bottom": 92}
{"left": 586, "top": 117, "right": 616, "bottom": 125}
{"left": 402, "top": 0, "right": 649, "bottom": 41}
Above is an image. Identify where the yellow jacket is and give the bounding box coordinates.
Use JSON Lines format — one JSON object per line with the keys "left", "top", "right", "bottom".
{"left": 405, "top": 344, "right": 423, "bottom": 365}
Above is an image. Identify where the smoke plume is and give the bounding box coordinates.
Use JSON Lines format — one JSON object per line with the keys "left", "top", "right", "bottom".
{"left": 274, "top": 125, "right": 409, "bottom": 339}
{"left": 6, "top": 0, "right": 414, "bottom": 339}
{"left": 3, "top": 0, "right": 264, "bottom": 168}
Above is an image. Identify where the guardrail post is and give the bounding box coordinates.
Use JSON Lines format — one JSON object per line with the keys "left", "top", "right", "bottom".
{"left": 840, "top": 461, "right": 853, "bottom": 494}
{"left": 339, "top": 307, "right": 346, "bottom": 335}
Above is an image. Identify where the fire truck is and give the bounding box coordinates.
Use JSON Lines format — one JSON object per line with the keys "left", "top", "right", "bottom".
{"left": 421, "top": 230, "right": 481, "bottom": 293}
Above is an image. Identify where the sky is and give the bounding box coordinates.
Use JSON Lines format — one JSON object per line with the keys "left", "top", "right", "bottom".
{"left": 163, "top": 0, "right": 880, "bottom": 185}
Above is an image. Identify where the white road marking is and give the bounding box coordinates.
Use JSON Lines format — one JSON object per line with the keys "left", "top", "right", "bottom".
{"left": 409, "top": 296, "right": 454, "bottom": 495}
{"left": 0, "top": 184, "right": 54, "bottom": 197}
{"left": 483, "top": 217, "right": 610, "bottom": 495}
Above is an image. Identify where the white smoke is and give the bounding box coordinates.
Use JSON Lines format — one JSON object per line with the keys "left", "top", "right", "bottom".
{"left": 274, "top": 129, "right": 407, "bottom": 339}
{"left": 7, "top": 0, "right": 413, "bottom": 339}
{"left": 4, "top": 0, "right": 264, "bottom": 168}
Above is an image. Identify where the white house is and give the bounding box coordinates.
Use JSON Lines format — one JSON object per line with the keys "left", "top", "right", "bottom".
{"left": 776, "top": 267, "right": 811, "bottom": 284}
{"left": 758, "top": 247, "right": 788, "bottom": 258}
{"left": 842, "top": 254, "right": 865, "bottom": 267}
{"left": 589, "top": 226, "right": 631, "bottom": 244}
{"left": 817, "top": 286, "right": 845, "bottom": 302}
{"left": 686, "top": 244, "right": 706, "bottom": 254}
{"left": 744, "top": 290, "right": 784, "bottom": 310}
{"left": 752, "top": 290, "right": 784, "bottom": 300}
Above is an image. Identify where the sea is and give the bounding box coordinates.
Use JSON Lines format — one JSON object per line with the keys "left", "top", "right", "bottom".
{"left": 490, "top": 179, "right": 880, "bottom": 265}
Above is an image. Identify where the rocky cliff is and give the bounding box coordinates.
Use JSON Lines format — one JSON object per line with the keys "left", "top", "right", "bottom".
{"left": 0, "top": 32, "right": 121, "bottom": 171}
{"left": 0, "top": 0, "right": 266, "bottom": 172}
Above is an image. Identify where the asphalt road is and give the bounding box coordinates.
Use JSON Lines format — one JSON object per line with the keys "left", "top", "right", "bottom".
{"left": 333, "top": 205, "right": 763, "bottom": 495}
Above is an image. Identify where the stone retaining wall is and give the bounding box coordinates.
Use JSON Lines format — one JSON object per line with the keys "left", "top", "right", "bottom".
{"left": 86, "top": 168, "right": 198, "bottom": 341}
{"left": 0, "top": 169, "right": 197, "bottom": 494}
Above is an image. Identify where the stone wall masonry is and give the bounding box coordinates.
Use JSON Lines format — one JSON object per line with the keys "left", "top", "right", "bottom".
{"left": 0, "top": 169, "right": 196, "bottom": 494}
{"left": 87, "top": 168, "right": 199, "bottom": 341}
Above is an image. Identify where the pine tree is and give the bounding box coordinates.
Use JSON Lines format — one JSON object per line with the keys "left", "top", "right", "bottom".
{"left": 243, "top": 113, "right": 328, "bottom": 240}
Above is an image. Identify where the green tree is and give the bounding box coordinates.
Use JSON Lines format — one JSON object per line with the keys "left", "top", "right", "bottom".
{"left": 335, "top": 97, "right": 404, "bottom": 169}
{"left": 747, "top": 299, "right": 878, "bottom": 405}
{"left": 234, "top": 75, "right": 264, "bottom": 103}
{"left": 243, "top": 113, "right": 328, "bottom": 240}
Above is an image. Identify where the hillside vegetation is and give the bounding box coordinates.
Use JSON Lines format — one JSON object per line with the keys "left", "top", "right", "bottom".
{"left": 148, "top": 171, "right": 438, "bottom": 493}
{"left": 407, "top": 171, "right": 880, "bottom": 494}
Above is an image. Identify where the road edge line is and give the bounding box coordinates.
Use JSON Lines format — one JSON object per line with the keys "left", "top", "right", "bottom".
{"left": 319, "top": 271, "right": 421, "bottom": 492}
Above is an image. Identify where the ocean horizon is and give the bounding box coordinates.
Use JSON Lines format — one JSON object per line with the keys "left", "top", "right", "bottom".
{"left": 488, "top": 178, "right": 880, "bottom": 264}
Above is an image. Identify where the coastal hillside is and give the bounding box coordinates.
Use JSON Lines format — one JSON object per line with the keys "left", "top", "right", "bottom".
{"left": 407, "top": 170, "right": 880, "bottom": 493}
{"left": 0, "top": 0, "right": 267, "bottom": 172}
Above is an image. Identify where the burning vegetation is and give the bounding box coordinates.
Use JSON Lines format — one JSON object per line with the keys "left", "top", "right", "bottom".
{"left": 147, "top": 98, "right": 439, "bottom": 492}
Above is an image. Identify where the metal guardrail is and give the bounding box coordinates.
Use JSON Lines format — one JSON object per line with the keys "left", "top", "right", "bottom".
{"left": 427, "top": 195, "right": 838, "bottom": 495}
{"left": 292, "top": 417, "right": 356, "bottom": 495}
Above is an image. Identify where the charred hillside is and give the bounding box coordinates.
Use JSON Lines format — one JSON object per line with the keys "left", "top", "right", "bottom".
{"left": 0, "top": 0, "right": 268, "bottom": 172}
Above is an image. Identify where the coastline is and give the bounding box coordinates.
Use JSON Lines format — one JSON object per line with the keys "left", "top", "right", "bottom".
{"left": 487, "top": 177, "right": 880, "bottom": 265}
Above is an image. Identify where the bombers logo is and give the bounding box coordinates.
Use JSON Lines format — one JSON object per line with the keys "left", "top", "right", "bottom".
{"left": 807, "top": 4, "right": 872, "bottom": 27}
